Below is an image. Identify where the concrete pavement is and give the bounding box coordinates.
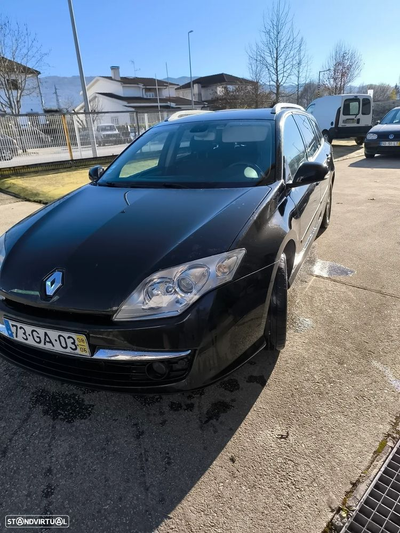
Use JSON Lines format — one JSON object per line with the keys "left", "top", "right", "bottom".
{"left": 0, "top": 156, "right": 399, "bottom": 533}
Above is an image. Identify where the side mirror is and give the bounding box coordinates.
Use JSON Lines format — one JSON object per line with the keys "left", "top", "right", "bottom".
{"left": 287, "top": 161, "right": 328, "bottom": 189}
{"left": 375, "top": 120, "right": 380, "bottom": 125}
{"left": 88, "top": 165, "right": 105, "bottom": 182}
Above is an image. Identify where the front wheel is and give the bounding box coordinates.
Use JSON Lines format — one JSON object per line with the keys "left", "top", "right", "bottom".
{"left": 265, "top": 254, "right": 288, "bottom": 351}
{"left": 321, "top": 184, "right": 332, "bottom": 229}
{"left": 355, "top": 137, "right": 364, "bottom": 145}
{"left": 365, "top": 151, "right": 375, "bottom": 159}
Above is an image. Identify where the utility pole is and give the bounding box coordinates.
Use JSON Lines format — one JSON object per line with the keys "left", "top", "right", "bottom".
{"left": 188, "top": 30, "right": 194, "bottom": 109}
{"left": 165, "top": 62, "right": 171, "bottom": 100}
{"left": 155, "top": 74, "right": 161, "bottom": 121}
{"left": 54, "top": 85, "right": 62, "bottom": 111}
{"left": 67, "top": 0, "right": 97, "bottom": 157}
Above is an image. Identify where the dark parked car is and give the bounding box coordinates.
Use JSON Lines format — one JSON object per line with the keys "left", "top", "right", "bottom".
{"left": 95, "top": 124, "right": 124, "bottom": 146}
{"left": 0, "top": 105, "right": 334, "bottom": 392}
{"left": 364, "top": 107, "right": 400, "bottom": 158}
{"left": 0, "top": 134, "right": 19, "bottom": 160}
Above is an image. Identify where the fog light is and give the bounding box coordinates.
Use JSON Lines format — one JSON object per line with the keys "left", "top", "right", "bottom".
{"left": 146, "top": 361, "right": 169, "bottom": 380}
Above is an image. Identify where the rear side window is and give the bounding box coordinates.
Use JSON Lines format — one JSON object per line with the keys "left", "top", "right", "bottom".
{"left": 293, "top": 114, "right": 319, "bottom": 158}
{"left": 362, "top": 98, "right": 371, "bottom": 115}
{"left": 343, "top": 98, "right": 360, "bottom": 116}
{"left": 283, "top": 115, "right": 306, "bottom": 180}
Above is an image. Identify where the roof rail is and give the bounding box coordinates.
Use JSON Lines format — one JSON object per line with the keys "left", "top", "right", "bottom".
{"left": 166, "top": 110, "right": 212, "bottom": 121}
{"left": 271, "top": 103, "right": 305, "bottom": 114}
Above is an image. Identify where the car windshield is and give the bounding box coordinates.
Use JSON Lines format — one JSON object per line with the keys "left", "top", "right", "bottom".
{"left": 99, "top": 125, "right": 117, "bottom": 132}
{"left": 97, "top": 119, "right": 275, "bottom": 188}
{"left": 380, "top": 109, "right": 400, "bottom": 125}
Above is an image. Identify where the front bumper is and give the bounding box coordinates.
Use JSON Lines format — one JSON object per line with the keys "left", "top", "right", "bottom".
{"left": 0, "top": 265, "right": 273, "bottom": 392}
{"left": 364, "top": 141, "right": 400, "bottom": 155}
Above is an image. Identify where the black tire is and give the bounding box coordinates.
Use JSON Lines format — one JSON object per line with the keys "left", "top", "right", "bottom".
{"left": 321, "top": 184, "right": 332, "bottom": 229}
{"left": 322, "top": 130, "right": 331, "bottom": 144}
{"left": 355, "top": 137, "right": 364, "bottom": 145}
{"left": 265, "top": 254, "right": 288, "bottom": 351}
{"left": 365, "top": 151, "right": 375, "bottom": 159}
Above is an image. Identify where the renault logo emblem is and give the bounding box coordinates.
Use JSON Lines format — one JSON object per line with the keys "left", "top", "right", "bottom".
{"left": 44, "top": 270, "right": 63, "bottom": 297}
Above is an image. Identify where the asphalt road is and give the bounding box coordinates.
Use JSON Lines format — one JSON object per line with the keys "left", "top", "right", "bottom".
{"left": 0, "top": 154, "right": 400, "bottom": 533}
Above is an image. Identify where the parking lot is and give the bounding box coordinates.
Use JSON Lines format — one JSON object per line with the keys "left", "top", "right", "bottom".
{"left": 0, "top": 153, "right": 399, "bottom": 533}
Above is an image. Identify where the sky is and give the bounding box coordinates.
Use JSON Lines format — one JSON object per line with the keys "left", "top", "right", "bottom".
{"left": 1, "top": 0, "right": 400, "bottom": 85}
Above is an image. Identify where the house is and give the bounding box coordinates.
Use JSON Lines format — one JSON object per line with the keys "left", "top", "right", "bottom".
{"left": 74, "top": 66, "right": 202, "bottom": 124}
{"left": 0, "top": 57, "right": 44, "bottom": 115}
{"left": 175, "top": 73, "right": 254, "bottom": 106}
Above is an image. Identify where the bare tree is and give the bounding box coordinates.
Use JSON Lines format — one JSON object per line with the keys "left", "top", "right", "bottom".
{"left": 251, "top": 0, "right": 298, "bottom": 103}
{"left": 299, "top": 81, "right": 318, "bottom": 107}
{"left": 357, "top": 83, "right": 393, "bottom": 102}
{"left": 0, "top": 17, "right": 47, "bottom": 114}
{"left": 294, "top": 37, "right": 309, "bottom": 105}
{"left": 322, "top": 41, "right": 363, "bottom": 95}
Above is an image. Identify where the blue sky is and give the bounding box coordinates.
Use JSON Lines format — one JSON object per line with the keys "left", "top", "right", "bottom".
{"left": 2, "top": 0, "right": 399, "bottom": 85}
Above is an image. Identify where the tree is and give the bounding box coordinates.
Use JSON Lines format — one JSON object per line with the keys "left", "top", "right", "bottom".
{"left": 322, "top": 41, "right": 363, "bottom": 95}
{"left": 299, "top": 81, "right": 318, "bottom": 107}
{"left": 357, "top": 83, "right": 393, "bottom": 102}
{"left": 294, "top": 37, "right": 309, "bottom": 105}
{"left": 246, "top": 45, "right": 271, "bottom": 108}
{"left": 0, "top": 18, "right": 47, "bottom": 114}
{"left": 251, "top": 0, "right": 299, "bottom": 103}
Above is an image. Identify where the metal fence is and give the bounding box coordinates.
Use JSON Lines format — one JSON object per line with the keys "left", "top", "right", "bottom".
{"left": 0, "top": 110, "right": 176, "bottom": 168}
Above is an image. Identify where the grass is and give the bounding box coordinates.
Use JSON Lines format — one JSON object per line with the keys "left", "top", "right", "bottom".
{"left": 0, "top": 168, "right": 90, "bottom": 204}
{"left": 0, "top": 158, "right": 159, "bottom": 204}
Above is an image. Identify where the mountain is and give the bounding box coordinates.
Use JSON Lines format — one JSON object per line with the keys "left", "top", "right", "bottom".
{"left": 39, "top": 76, "right": 96, "bottom": 110}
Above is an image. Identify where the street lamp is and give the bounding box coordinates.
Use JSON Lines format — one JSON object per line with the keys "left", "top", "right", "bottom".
{"left": 317, "top": 69, "right": 330, "bottom": 97}
{"left": 188, "top": 30, "right": 194, "bottom": 109}
{"left": 67, "top": 0, "right": 97, "bottom": 157}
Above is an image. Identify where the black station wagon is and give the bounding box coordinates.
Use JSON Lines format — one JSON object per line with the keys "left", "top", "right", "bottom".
{"left": 0, "top": 104, "right": 334, "bottom": 392}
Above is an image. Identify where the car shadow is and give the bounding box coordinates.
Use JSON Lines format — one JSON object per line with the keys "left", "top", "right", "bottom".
{"left": 332, "top": 141, "right": 363, "bottom": 160}
{"left": 349, "top": 155, "right": 400, "bottom": 169}
{"left": 0, "top": 347, "right": 280, "bottom": 533}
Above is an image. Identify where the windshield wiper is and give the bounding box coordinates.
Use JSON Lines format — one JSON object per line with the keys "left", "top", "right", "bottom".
{"left": 161, "top": 183, "right": 189, "bottom": 189}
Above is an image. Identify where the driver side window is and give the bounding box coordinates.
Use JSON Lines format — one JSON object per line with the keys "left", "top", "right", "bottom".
{"left": 283, "top": 115, "right": 306, "bottom": 181}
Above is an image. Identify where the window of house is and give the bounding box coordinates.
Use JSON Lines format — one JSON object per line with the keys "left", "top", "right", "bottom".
{"left": 145, "top": 92, "right": 155, "bottom": 98}
{"left": 283, "top": 115, "right": 306, "bottom": 180}
{"left": 362, "top": 98, "right": 371, "bottom": 116}
{"left": 343, "top": 98, "right": 360, "bottom": 116}
{"left": 293, "top": 114, "right": 319, "bottom": 159}
{"left": 111, "top": 116, "right": 119, "bottom": 126}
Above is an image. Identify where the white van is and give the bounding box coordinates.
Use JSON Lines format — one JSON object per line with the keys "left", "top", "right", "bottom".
{"left": 306, "top": 94, "right": 373, "bottom": 144}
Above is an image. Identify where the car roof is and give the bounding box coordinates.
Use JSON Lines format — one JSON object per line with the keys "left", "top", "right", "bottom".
{"left": 157, "top": 108, "right": 276, "bottom": 126}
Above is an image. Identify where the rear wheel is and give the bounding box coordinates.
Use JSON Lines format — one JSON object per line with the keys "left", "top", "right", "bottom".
{"left": 265, "top": 254, "right": 288, "bottom": 351}
{"left": 321, "top": 184, "right": 332, "bottom": 229}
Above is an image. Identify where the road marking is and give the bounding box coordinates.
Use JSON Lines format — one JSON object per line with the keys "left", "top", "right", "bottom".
{"left": 372, "top": 361, "right": 400, "bottom": 393}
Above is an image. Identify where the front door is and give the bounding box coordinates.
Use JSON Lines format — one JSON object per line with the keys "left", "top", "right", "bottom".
{"left": 282, "top": 114, "right": 321, "bottom": 246}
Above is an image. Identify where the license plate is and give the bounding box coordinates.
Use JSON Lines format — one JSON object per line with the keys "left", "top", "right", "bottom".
{"left": 2, "top": 318, "right": 91, "bottom": 356}
{"left": 380, "top": 141, "right": 400, "bottom": 146}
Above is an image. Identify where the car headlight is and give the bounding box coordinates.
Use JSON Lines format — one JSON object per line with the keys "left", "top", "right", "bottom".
{"left": 114, "top": 248, "right": 246, "bottom": 321}
{"left": 366, "top": 133, "right": 378, "bottom": 140}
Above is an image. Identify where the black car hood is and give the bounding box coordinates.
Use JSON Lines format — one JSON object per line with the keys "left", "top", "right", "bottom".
{"left": 369, "top": 123, "right": 400, "bottom": 134}
{"left": 1, "top": 184, "right": 270, "bottom": 314}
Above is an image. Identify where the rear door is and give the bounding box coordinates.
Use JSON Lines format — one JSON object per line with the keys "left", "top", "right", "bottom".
{"left": 340, "top": 97, "right": 361, "bottom": 128}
